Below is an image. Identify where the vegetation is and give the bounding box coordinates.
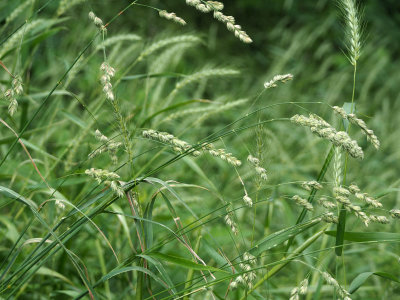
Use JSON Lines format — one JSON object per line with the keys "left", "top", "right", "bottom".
{"left": 1, "top": 0, "right": 399, "bottom": 299}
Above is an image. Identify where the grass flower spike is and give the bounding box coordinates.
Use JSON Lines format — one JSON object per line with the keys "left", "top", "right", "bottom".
{"left": 264, "top": 74, "right": 293, "bottom": 89}
{"left": 339, "top": 0, "right": 362, "bottom": 65}
{"left": 291, "top": 113, "right": 364, "bottom": 159}
{"left": 4, "top": 76, "right": 23, "bottom": 115}
{"left": 333, "top": 106, "right": 380, "bottom": 149}
{"left": 301, "top": 180, "right": 322, "bottom": 191}
{"left": 85, "top": 168, "right": 124, "bottom": 197}
{"left": 247, "top": 155, "right": 267, "bottom": 180}
{"left": 186, "top": 0, "right": 252, "bottom": 43}
{"left": 100, "top": 62, "right": 116, "bottom": 101}
{"left": 159, "top": 10, "right": 186, "bottom": 25}
{"left": 89, "top": 11, "right": 106, "bottom": 32}
{"left": 292, "top": 195, "right": 313, "bottom": 211}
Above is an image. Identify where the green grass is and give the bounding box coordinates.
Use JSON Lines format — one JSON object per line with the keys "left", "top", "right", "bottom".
{"left": 0, "top": 0, "right": 399, "bottom": 299}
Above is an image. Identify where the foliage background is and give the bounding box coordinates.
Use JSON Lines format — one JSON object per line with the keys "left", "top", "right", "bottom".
{"left": 1, "top": 0, "right": 400, "bottom": 299}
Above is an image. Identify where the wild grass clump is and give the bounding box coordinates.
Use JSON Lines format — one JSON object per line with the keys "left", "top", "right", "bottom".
{"left": 0, "top": 0, "right": 399, "bottom": 299}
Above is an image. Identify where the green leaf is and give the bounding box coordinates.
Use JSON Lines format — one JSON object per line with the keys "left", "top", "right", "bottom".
{"left": 0, "top": 185, "right": 38, "bottom": 209}
{"left": 349, "top": 271, "right": 400, "bottom": 294}
{"left": 250, "top": 218, "right": 321, "bottom": 256}
{"left": 325, "top": 231, "right": 400, "bottom": 242}
{"left": 138, "top": 255, "right": 177, "bottom": 295}
{"left": 37, "top": 267, "right": 75, "bottom": 286}
{"left": 75, "top": 266, "right": 167, "bottom": 299}
{"left": 146, "top": 252, "right": 228, "bottom": 274}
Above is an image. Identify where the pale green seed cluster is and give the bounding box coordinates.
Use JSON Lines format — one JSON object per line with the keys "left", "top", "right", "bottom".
{"left": 85, "top": 168, "right": 120, "bottom": 182}
{"left": 186, "top": 0, "right": 252, "bottom": 43}
{"left": 334, "top": 186, "right": 370, "bottom": 226}
{"left": 321, "top": 212, "right": 339, "bottom": 224}
{"left": 264, "top": 74, "right": 293, "bottom": 89}
{"left": 142, "top": 130, "right": 241, "bottom": 165}
{"left": 390, "top": 209, "right": 400, "bottom": 219}
{"left": 55, "top": 199, "right": 66, "bottom": 210}
{"left": 89, "top": 129, "right": 122, "bottom": 164}
{"left": 88, "top": 11, "right": 106, "bottom": 32}
{"left": 247, "top": 155, "right": 267, "bottom": 180}
{"left": 318, "top": 197, "right": 336, "bottom": 209}
{"left": 143, "top": 129, "right": 201, "bottom": 156}
{"left": 243, "top": 194, "right": 252, "bottom": 207}
{"left": 292, "top": 195, "right": 313, "bottom": 211}
{"left": 290, "top": 279, "right": 308, "bottom": 300}
{"left": 321, "top": 272, "right": 351, "bottom": 299}
{"left": 231, "top": 252, "right": 257, "bottom": 289}
{"left": 334, "top": 185, "right": 385, "bottom": 226}
{"left": 204, "top": 143, "right": 241, "bottom": 166}
{"left": 348, "top": 184, "right": 382, "bottom": 208}
{"left": 100, "top": 62, "right": 116, "bottom": 101}
{"left": 4, "top": 76, "right": 23, "bottom": 116}
{"left": 291, "top": 114, "right": 364, "bottom": 159}
{"left": 333, "top": 106, "right": 380, "bottom": 149}
{"left": 224, "top": 211, "right": 238, "bottom": 235}
{"left": 369, "top": 215, "right": 389, "bottom": 224}
{"left": 85, "top": 168, "right": 124, "bottom": 197}
{"left": 159, "top": 10, "right": 186, "bottom": 25}
{"left": 301, "top": 180, "right": 322, "bottom": 191}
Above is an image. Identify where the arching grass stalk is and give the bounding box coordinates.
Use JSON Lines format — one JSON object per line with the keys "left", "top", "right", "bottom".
{"left": 240, "top": 226, "right": 328, "bottom": 300}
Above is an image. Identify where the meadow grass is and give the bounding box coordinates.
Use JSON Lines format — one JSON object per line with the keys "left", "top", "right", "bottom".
{"left": 0, "top": 0, "right": 399, "bottom": 299}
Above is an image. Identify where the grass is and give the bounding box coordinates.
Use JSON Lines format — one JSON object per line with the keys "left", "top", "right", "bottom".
{"left": 1, "top": 0, "right": 399, "bottom": 299}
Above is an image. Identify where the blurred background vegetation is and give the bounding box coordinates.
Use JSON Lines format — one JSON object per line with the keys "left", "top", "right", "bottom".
{"left": 1, "top": 0, "right": 400, "bottom": 299}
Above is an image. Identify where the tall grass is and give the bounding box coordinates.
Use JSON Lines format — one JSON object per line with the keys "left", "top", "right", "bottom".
{"left": 0, "top": 0, "right": 399, "bottom": 299}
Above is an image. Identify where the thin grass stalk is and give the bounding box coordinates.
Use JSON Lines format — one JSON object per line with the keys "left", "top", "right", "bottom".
{"left": 183, "top": 234, "right": 203, "bottom": 300}
{"left": 241, "top": 226, "right": 328, "bottom": 299}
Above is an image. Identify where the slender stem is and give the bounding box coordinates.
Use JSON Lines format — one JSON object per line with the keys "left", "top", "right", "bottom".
{"left": 335, "top": 62, "right": 357, "bottom": 258}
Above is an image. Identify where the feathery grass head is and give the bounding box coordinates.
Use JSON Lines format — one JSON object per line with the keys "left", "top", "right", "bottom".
{"left": 247, "top": 155, "right": 267, "bottom": 180}
{"left": 291, "top": 113, "right": 364, "bottom": 159}
{"left": 338, "top": 0, "right": 363, "bottom": 65}
{"left": 333, "top": 106, "right": 380, "bottom": 149}
{"left": 322, "top": 212, "right": 339, "bottom": 224}
{"left": 4, "top": 76, "right": 23, "bottom": 116}
{"left": 301, "top": 180, "right": 322, "bottom": 191}
{"left": 369, "top": 215, "right": 389, "bottom": 224}
{"left": 100, "top": 62, "right": 116, "bottom": 101}
{"left": 264, "top": 74, "right": 293, "bottom": 89}
{"left": 159, "top": 10, "right": 186, "bottom": 25}
{"left": 243, "top": 194, "right": 253, "bottom": 207}
{"left": 321, "top": 271, "right": 351, "bottom": 299}
{"left": 390, "top": 209, "right": 400, "bottom": 219}
{"left": 186, "top": 0, "right": 252, "bottom": 43}
{"left": 89, "top": 130, "right": 122, "bottom": 164}
{"left": 292, "top": 195, "right": 313, "bottom": 211}
{"left": 85, "top": 168, "right": 124, "bottom": 197}
{"left": 89, "top": 11, "right": 106, "bottom": 32}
